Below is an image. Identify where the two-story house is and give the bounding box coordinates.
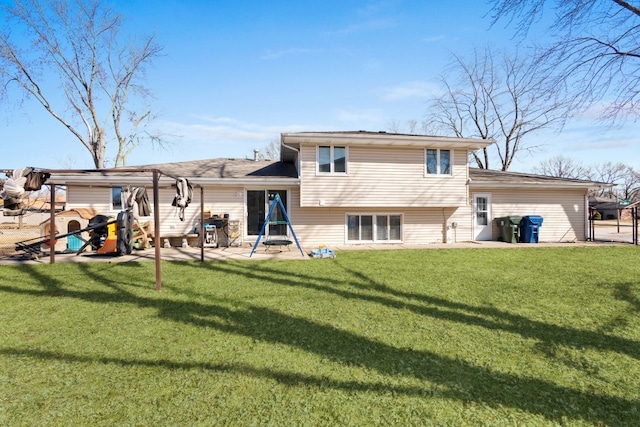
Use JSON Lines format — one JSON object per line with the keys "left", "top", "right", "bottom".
{"left": 51, "top": 131, "right": 604, "bottom": 248}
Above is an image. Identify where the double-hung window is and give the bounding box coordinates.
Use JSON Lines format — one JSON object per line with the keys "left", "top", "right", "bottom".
{"left": 347, "top": 214, "right": 402, "bottom": 243}
{"left": 318, "top": 146, "right": 347, "bottom": 174}
{"left": 426, "top": 149, "right": 451, "bottom": 175}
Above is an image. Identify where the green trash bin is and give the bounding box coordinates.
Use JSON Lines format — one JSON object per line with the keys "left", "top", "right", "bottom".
{"left": 496, "top": 217, "right": 508, "bottom": 242}
{"left": 497, "top": 216, "right": 521, "bottom": 243}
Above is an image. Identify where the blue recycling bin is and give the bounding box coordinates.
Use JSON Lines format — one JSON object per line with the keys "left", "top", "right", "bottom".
{"left": 520, "top": 215, "right": 543, "bottom": 243}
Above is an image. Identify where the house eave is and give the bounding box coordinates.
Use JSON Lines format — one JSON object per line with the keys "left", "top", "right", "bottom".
{"left": 469, "top": 181, "right": 610, "bottom": 190}
{"left": 282, "top": 131, "right": 494, "bottom": 150}
{"left": 51, "top": 175, "right": 300, "bottom": 187}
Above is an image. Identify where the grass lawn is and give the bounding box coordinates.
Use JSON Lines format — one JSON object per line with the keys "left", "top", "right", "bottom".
{"left": 1, "top": 246, "right": 639, "bottom": 426}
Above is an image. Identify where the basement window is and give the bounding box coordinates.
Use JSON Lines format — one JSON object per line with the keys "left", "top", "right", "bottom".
{"left": 346, "top": 214, "right": 402, "bottom": 243}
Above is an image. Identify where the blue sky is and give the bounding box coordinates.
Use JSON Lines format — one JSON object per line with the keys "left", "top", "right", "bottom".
{"left": 1, "top": 0, "right": 638, "bottom": 171}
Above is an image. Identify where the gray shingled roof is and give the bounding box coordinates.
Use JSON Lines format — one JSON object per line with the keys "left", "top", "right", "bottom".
{"left": 469, "top": 168, "right": 609, "bottom": 188}
{"left": 40, "top": 158, "right": 610, "bottom": 188}
{"left": 41, "top": 158, "right": 299, "bottom": 185}
{"left": 135, "top": 158, "right": 298, "bottom": 179}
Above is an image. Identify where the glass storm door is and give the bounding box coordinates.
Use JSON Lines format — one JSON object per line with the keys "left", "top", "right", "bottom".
{"left": 473, "top": 193, "right": 492, "bottom": 241}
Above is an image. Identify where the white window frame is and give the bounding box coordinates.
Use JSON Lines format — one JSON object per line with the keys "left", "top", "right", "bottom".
{"left": 317, "top": 145, "right": 348, "bottom": 175}
{"left": 345, "top": 213, "right": 403, "bottom": 243}
{"left": 425, "top": 148, "right": 453, "bottom": 176}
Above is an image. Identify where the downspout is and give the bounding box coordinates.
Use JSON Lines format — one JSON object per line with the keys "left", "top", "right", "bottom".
{"left": 281, "top": 141, "right": 301, "bottom": 178}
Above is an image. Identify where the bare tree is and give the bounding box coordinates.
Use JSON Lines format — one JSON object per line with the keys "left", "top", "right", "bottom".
{"left": 427, "top": 47, "right": 569, "bottom": 171}
{"left": 0, "top": 0, "right": 163, "bottom": 168}
{"left": 387, "top": 119, "right": 428, "bottom": 135}
{"left": 534, "top": 156, "right": 640, "bottom": 200}
{"left": 533, "top": 156, "right": 640, "bottom": 201}
{"left": 629, "top": 167, "right": 640, "bottom": 201}
{"left": 533, "top": 155, "right": 588, "bottom": 179}
{"left": 489, "top": 0, "right": 640, "bottom": 122}
{"left": 618, "top": 166, "right": 640, "bottom": 201}
{"left": 254, "top": 139, "right": 281, "bottom": 161}
{"left": 584, "top": 161, "right": 639, "bottom": 198}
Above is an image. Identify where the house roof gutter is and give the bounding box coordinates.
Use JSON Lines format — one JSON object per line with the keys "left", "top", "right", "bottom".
{"left": 280, "top": 138, "right": 301, "bottom": 174}
{"left": 281, "top": 132, "right": 494, "bottom": 150}
{"left": 49, "top": 175, "right": 300, "bottom": 187}
{"left": 468, "top": 181, "right": 613, "bottom": 190}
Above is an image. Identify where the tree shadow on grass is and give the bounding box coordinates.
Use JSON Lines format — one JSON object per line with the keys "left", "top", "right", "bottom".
{"left": 185, "top": 259, "right": 640, "bottom": 362}
{"left": 1, "top": 262, "right": 639, "bottom": 425}
{"left": 613, "top": 282, "right": 640, "bottom": 313}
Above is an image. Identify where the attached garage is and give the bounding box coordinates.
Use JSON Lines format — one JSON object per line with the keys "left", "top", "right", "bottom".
{"left": 468, "top": 169, "right": 609, "bottom": 243}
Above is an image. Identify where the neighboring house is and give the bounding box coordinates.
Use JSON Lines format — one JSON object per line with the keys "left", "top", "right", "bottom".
{"left": 0, "top": 194, "right": 65, "bottom": 226}
{"left": 588, "top": 195, "right": 636, "bottom": 220}
{"left": 50, "top": 131, "right": 607, "bottom": 248}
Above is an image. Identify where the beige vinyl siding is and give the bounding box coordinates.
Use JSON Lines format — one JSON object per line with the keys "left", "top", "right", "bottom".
{"left": 66, "top": 184, "right": 248, "bottom": 239}
{"left": 66, "top": 185, "right": 114, "bottom": 214}
{"left": 402, "top": 208, "right": 461, "bottom": 244}
{"left": 299, "top": 145, "right": 468, "bottom": 208}
{"left": 472, "top": 187, "right": 588, "bottom": 242}
{"left": 291, "top": 204, "right": 467, "bottom": 247}
{"left": 162, "top": 186, "right": 246, "bottom": 238}
{"left": 290, "top": 208, "right": 349, "bottom": 248}
{"left": 445, "top": 207, "right": 475, "bottom": 243}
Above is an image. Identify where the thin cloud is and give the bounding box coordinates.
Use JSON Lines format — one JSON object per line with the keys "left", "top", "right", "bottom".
{"left": 555, "top": 120, "right": 640, "bottom": 152}
{"left": 356, "top": 0, "right": 398, "bottom": 16}
{"left": 158, "top": 116, "right": 309, "bottom": 143}
{"left": 260, "top": 48, "right": 317, "bottom": 60}
{"left": 567, "top": 136, "right": 638, "bottom": 151}
{"left": 379, "top": 81, "right": 437, "bottom": 101}
{"left": 422, "top": 35, "right": 446, "bottom": 43}
{"left": 160, "top": 122, "right": 271, "bottom": 141}
{"left": 324, "top": 19, "right": 396, "bottom": 37}
{"left": 336, "top": 108, "right": 386, "bottom": 124}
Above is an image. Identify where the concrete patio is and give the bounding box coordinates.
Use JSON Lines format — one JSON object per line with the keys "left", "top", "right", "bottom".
{"left": 0, "top": 238, "right": 631, "bottom": 266}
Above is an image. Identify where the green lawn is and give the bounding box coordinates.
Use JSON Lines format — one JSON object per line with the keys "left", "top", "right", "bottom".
{"left": 1, "top": 246, "right": 639, "bottom": 426}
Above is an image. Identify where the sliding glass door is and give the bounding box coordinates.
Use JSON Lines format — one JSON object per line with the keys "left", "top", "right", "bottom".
{"left": 247, "top": 189, "right": 288, "bottom": 237}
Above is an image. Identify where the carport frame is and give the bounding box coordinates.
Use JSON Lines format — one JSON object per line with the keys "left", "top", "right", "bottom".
{"left": 2, "top": 167, "right": 208, "bottom": 291}
{"left": 588, "top": 201, "right": 639, "bottom": 245}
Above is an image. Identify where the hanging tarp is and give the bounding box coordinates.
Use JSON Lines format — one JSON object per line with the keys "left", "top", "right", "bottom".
{"left": 171, "top": 178, "right": 193, "bottom": 221}
{"left": 1, "top": 167, "right": 50, "bottom": 215}
{"left": 122, "top": 186, "right": 151, "bottom": 218}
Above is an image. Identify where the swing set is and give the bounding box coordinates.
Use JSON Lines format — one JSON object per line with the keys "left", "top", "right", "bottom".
{"left": 250, "top": 193, "right": 304, "bottom": 257}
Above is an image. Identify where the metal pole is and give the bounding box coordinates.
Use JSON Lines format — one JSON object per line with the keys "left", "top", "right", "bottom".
{"left": 616, "top": 192, "right": 620, "bottom": 233}
{"left": 153, "top": 170, "right": 162, "bottom": 291}
{"left": 200, "top": 186, "right": 204, "bottom": 262}
{"left": 633, "top": 207, "right": 636, "bottom": 244}
{"left": 49, "top": 184, "right": 56, "bottom": 264}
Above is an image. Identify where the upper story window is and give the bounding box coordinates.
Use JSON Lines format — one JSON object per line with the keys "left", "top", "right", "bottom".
{"left": 318, "top": 145, "right": 347, "bottom": 174}
{"left": 426, "top": 149, "right": 451, "bottom": 175}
